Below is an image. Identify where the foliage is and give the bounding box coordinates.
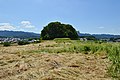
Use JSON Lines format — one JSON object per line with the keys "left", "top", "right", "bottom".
{"left": 107, "top": 45, "right": 120, "bottom": 79}
{"left": 3, "top": 42, "right": 11, "bottom": 47}
{"left": 41, "top": 22, "right": 79, "bottom": 40}
{"left": 18, "top": 41, "right": 30, "bottom": 45}
{"left": 54, "top": 38, "right": 71, "bottom": 41}
{"left": 80, "top": 36, "right": 97, "bottom": 40}
{"left": 54, "top": 38, "right": 72, "bottom": 43}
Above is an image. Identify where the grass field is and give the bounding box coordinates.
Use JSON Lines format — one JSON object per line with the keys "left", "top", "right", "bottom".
{"left": 0, "top": 39, "right": 120, "bottom": 80}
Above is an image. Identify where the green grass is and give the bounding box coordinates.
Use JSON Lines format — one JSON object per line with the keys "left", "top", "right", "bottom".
{"left": 54, "top": 38, "right": 71, "bottom": 40}
{"left": 54, "top": 38, "right": 72, "bottom": 43}
{"left": 107, "top": 44, "right": 120, "bottom": 79}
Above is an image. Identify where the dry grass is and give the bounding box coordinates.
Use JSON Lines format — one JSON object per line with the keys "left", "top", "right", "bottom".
{"left": 0, "top": 41, "right": 111, "bottom": 80}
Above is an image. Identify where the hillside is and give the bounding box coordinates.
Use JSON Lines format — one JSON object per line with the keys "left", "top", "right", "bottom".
{"left": 0, "top": 30, "right": 120, "bottom": 39}
{"left": 77, "top": 31, "right": 120, "bottom": 39}
{"left": 0, "top": 31, "right": 40, "bottom": 38}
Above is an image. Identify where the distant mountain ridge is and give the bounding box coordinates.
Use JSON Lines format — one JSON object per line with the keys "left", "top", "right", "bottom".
{"left": 77, "top": 31, "right": 120, "bottom": 39}
{"left": 0, "top": 30, "right": 120, "bottom": 39}
{"left": 0, "top": 31, "right": 40, "bottom": 38}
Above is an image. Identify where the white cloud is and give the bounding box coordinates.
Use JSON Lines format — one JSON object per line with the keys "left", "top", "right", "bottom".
{"left": 0, "top": 21, "right": 36, "bottom": 32}
{"left": 0, "top": 23, "right": 16, "bottom": 30}
{"left": 21, "top": 21, "right": 31, "bottom": 25}
{"left": 21, "top": 21, "right": 35, "bottom": 29}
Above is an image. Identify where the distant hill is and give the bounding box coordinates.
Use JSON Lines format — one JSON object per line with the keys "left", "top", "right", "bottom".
{"left": 77, "top": 32, "right": 91, "bottom": 37}
{"left": 0, "top": 31, "right": 40, "bottom": 39}
{"left": 1, "top": 30, "right": 120, "bottom": 39}
{"left": 77, "top": 31, "right": 120, "bottom": 39}
{"left": 92, "top": 34, "right": 120, "bottom": 39}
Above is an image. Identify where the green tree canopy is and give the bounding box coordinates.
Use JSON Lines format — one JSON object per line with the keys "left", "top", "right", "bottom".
{"left": 41, "top": 22, "right": 79, "bottom": 40}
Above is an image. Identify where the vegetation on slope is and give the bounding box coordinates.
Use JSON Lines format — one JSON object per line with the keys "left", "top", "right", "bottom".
{"left": 0, "top": 31, "right": 40, "bottom": 38}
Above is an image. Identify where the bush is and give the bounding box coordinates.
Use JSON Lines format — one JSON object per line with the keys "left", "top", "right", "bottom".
{"left": 83, "top": 46, "right": 91, "bottom": 52}
{"left": 3, "top": 42, "right": 11, "bottom": 47}
{"left": 18, "top": 41, "right": 30, "bottom": 45}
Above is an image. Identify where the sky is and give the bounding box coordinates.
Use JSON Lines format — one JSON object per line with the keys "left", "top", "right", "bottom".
{"left": 0, "top": 0, "right": 120, "bottom": 34}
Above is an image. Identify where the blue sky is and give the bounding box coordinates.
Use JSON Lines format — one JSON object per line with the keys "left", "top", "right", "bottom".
{"left": 0, "top": 0, "right": 120, "bottom": 34}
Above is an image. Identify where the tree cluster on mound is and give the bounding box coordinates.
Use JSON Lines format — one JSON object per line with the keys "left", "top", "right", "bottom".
{"left": 41, "top": 22, "right": 79, "bottom": 40}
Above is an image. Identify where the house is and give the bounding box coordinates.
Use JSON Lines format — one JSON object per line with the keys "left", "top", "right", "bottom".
{"left": 80, "top": 38, "right": 87, "bottom": 41}
{"left": 0, "top": 38, "right": 21, "bottom": 43}
{"left": 115, "top": 39, "right": 120, "bottom": 42}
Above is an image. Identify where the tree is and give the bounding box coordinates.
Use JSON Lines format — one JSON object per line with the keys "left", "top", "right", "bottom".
{"left": 41, "top": 22, "right": 79, "bottom": 40}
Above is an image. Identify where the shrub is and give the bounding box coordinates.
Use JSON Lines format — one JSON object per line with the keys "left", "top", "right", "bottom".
{"left": 18, "top": 41, "right": 30, "bottom": 45}
{"left": 3, "top": 42, "right": 11, "bottom": 47}
{"left": 108, "top": 45, "right": 120, "bottom": 79}
{"left": 83, "top": 46, "right": 91, "bottom": 51}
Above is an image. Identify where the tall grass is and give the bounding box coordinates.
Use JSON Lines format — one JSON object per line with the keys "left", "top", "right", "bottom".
{"left": 107, "top": 44, "right": 120, "bottom": 79}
